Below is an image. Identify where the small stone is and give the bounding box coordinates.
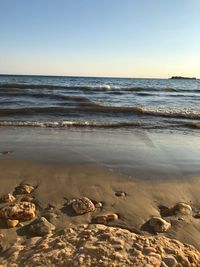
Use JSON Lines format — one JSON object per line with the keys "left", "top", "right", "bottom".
{"left": 115, "top": 191, "right": 126, "bottom": 197}
{"left": 29, "top": 217, "right": 55, "bottom": 236}
{"left": 172, "top": 203, "right": 192, "bottom": 216}
{"left": 71, "top": 197, "right": 95, "bottom": 215}
{"left": 95, "top": 215, "right": 107, "bottom": 224}
{"left": 148, "top": 217, "right": 171, "bottom": 233}
{"left": 7, "top": 219, "right": 19, "bottom": 228}
{"left": 0, "top": 201, "right": 36, "bottom": 221}
{"left": 1, "top": 151, "right": 13, "bottom": 155}
{"left": 95, "top": 213, "right": 118, "bottom": 224}
{"left": 0, "top": 193, "right": 16, "bottom": 203}
{"left": 163, "top": 255, "right": 178, "bottom": 267}
{"left": 95, "top": 202, "right": 103, "bottom": 208}
{"left": 106, "top": 213, "right": 118, "bottom": 221}
{"left": 193, "top": 211, "right": 200, "bottom": 219}
{"left": 15, "top": 184, "right": 34, "bottom": 195}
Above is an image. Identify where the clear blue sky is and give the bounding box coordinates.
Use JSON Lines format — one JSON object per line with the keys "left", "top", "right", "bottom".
{"left": 0, "top": 0, "right": 200, "bottom": 78}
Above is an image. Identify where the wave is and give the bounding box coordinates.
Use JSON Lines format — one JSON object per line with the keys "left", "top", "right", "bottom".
{"left": 0, "top": 104, "right": 199, "bottom": 120}
{"left": 1, "top": 91, "right": 198, "bottom": 101}
{"left": 1, "top": 83, "right": 200, "bottom": 93}
{"left": 0, "top": 120, "right": 199, "bottom": 130}
{"left": 0, "top": 120, "right": 144, "bottom": 128}
{"left": 0, "top": 83, "right": 115, "bottom": 91}
{"left": 0, "top": 91, "right": 91, "bottom": 102}
{"left": 0, "top": 83, "right": 63, "bottom": 90}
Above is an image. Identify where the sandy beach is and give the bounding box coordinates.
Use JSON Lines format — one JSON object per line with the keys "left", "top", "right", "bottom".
{"left": 0, "top": 127, "right": 199, "bottom": 266}
{"left": 1, "top": 0, "right": 200, "bottom": 265}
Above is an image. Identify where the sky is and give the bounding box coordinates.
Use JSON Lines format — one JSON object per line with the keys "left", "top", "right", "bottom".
{"left": 0, "top": 0, "right": 200, "bottom": 78}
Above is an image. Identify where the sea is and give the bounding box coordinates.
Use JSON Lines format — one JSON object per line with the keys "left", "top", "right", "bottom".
{"left": 0, "top": 75, "right": 200, "bottom": 131}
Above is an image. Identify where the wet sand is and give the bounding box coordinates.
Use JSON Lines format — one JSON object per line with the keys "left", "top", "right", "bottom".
{"left": 0, "top": 159, "right": 200, "bottom": 249}
{"left": 1, "top": 126, "right": 200, "bottom": 179}
{"left": 0, "top": 127, "right": 200, "bottom": 255}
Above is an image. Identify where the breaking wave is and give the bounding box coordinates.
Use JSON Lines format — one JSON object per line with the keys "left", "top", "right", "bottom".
{"left": 1, "top": 83, "right": 200, "bottom": 93}
{"left": 0, "top": 120, "right": 145, "bottom": 128}
{"left": 0, "top": 104, "right": 199, "bottom": 119}
{"left": 0, "top": 119, "right": 199, "bottom": 130}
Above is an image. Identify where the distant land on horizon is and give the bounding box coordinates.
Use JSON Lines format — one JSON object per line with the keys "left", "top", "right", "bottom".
{"left": 170, "top": 76, "right": 197, "bottom": 80}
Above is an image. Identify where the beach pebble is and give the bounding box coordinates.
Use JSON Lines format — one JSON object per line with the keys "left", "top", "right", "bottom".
{"left": 95, "top": 214, "right": 107, "bottom": 224}
{"left": 115, "top": 191, "right": 126, "bottom": 197}
{"left": 0, "top": 193, "right": 16, "bottom": 203}
{"left": 148, "top": 217, "right": 171, "bottom": 233}
{"left": 95, "top": 202, "right": 103, "bottom": 208}
{"left": 29, "top": 217, "right": 55, "bottom": 236}
{"left": 95, "top": 213, "right": 118, "bottom": 224}
{"left": 15, "top": 184, "right": 34, "bottom": 195}
{"left": 0, "top": 201, "right": 36, "bottom": 221}
{"left": 72, "top": 197, "right": 95, "bottom": 215}
{"left": 163, "top": 255, "right": 178, "bottom": 267}
{"left": 193, "top": 211, "right": 200, "bottom": 219}
{"left": 172, "top": 203, "right": 192, "bottom": 216}
{"left": 159, "top": 203, "right": 192, "bottom": 217}
{"left": 6, "top": 219, "right": 19, "bottom": 228}
{"left": 107, "top": 213, "right": 118, "bottom": 221}
{"left": 0, "top": 151, "right": 13, "bottom": 155}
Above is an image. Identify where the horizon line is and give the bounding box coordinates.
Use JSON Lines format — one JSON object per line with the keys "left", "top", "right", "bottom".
{"left": 0, "top": 73, "right": 198, "bottom": 80}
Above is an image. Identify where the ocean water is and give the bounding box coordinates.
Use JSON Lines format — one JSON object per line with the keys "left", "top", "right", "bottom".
{"left": 0, "top": 75, "right": 200, "bottom": 131}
